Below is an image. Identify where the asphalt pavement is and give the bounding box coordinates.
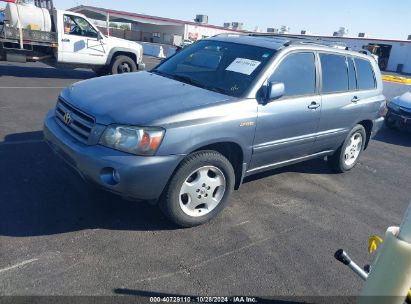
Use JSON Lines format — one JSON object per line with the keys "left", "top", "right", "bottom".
{"left": 0, "top": 59, "right": 410, "bottom": 299}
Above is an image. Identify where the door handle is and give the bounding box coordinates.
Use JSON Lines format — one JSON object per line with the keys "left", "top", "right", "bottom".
{"left": 352, "top": 96, "right": 360, "bottom": 103}
{"left": 308, "top": 101, "right": 321, "bottom": 110}
{"left": 61, "top": 38, "right": 70, "bottom": 42}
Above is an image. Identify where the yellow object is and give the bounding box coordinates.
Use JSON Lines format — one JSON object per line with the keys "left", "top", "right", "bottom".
{"left": 28, "top": 24, "right": 40, "bottom": 31}
{"left": 360, "top": 227, "right": 411, "bottom": 304}
{"left": 368, "top": 235, "right": 383, "bottom": 254}
{"left": 382, "top": 75, "right": 411, "bottom": 85}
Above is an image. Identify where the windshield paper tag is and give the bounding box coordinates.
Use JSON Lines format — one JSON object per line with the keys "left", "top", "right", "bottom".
{"left": 226, "top": 58, "right": 261, "bottom": 75}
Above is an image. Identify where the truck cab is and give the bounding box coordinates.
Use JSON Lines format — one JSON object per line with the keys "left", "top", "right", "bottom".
{"left": 0, "top": 0, "right": 144, "bottom": 74}
{"left": 55, "top": 10, "right": 144, "bottom": 73}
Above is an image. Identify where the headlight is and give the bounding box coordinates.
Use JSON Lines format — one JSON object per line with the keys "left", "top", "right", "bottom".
{"left": 388, "top": 100, "right": 400, "bottom": 112}
{"left": 99, "top": 125, "right": 165, "bottom": 156}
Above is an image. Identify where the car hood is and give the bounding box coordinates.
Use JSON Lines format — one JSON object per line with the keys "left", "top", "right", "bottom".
{"left": 393, "top": 92, "right": 411, "bottom": 109}
{"left": 60, "top": 72, "right": 234, "bottom": 126}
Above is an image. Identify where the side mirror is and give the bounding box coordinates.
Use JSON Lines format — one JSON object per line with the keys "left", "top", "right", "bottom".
{"left": 97, "top": 32, "right": 104, "bottom": 40}
{"left": 267, "top": 82, "right": 285, "bottom": 102}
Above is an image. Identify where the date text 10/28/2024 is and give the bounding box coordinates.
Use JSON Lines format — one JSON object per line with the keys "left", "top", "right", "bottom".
{"left": 149, "top": 296, "right": 258, "bottom": 303}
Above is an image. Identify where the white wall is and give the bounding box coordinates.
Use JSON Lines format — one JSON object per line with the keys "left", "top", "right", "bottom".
{"left": 131, "top": 23, "right": 185, "bottom": 44}
{"left": 310, "top": 36, "right": 411, "bottom": 73}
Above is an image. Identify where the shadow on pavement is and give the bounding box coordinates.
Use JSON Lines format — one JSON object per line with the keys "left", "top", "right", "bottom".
{"left": 0, "top": 131, "right": 176, "bottom": 238}
{"left": 244, "top": 158, "right": 336, "bottom": 184}
{"left": 0, "top": 65, "right": 96, "bottom": 80}
{"left": 373, "top": 126, "right": 411, "bottom": 148}
{"left": 113, "top": 288, "right": 307, "bottom": 304}
{"left": 0, "top": 129, "right": 353, "bottom": 237}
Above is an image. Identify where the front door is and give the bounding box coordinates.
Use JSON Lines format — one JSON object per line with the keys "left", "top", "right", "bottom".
{"left": 250, "top": 52, "right": 322, "bottom": 171}
{"left": 60, "top": 14, "right": 106, "bottom": 65}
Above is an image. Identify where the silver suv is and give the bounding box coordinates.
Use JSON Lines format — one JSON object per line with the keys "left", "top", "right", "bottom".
{"left": 44, "top": 34, "right": 386, "bottom": 227}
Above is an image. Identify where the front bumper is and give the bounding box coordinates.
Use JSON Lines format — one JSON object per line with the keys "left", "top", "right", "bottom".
{"left": 43, "top": 110, "right": 183, "bottom": 201}
{"left": 386, "top": 109, "right": 411, "bottom": 129}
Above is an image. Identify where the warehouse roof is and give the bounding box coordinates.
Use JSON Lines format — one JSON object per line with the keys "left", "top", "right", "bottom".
{"left": 69, "top": 5, "right": 248, "bottom": 33}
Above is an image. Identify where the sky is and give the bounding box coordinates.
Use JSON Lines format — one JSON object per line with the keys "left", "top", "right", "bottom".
{"left": 4, "top": 0, "right": 411, "bottom": 39}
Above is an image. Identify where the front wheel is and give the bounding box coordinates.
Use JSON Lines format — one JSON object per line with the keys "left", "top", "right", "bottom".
{"left": 160, "top": 151, "right": 235, "bottom": 228}
{"left": 110, "top": 55, "right": 137, "bottom": 74}
{"left": 328, "top": 125, "right": 366, "bottom": 173}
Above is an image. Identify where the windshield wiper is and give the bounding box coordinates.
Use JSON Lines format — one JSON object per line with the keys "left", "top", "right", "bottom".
{"left": 173, "top": 74, "right": 227, "bottom": 94}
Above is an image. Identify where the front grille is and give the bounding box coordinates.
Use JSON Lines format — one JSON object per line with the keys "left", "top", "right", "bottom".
{"left": 399, "top": 107, "right": 411, "bottom": 118}
{"left": 55, "top": 98, "right": 95, "bottom": 144}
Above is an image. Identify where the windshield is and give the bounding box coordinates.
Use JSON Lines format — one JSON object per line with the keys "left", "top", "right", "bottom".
{"left": 152, "top": 40, "right": 276, "bottom": 97}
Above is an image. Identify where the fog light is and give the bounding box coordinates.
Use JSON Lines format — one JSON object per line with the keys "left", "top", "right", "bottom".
{"left": 112, "top": 169, "right": 120, "bottom": 183}
{"left": 100, "top": 167, "right": 120, "bottom": 186}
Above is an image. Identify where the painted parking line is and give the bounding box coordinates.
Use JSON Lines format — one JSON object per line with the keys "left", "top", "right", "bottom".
{"left": 0, "top": 139, "right": 44, "bottom": 146}
{"left": 382, "top": 75, "right": 411, "bottom": 85}
{"left": 0, "top": 259, "right": 38, "bottom": 274}
{"left": 0, "top": 87, "right": 65, "bottom": 89}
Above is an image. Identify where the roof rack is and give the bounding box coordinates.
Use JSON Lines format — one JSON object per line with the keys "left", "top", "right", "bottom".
{"left": 215, "top": 33, "right": 373, "bottom": 57}
{"left": 247, "top": 33, "right": 351, "bottom": 49}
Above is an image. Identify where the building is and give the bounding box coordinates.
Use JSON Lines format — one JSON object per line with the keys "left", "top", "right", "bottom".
{"left": 70, "top": 5, "right": 247, "bottom": 46}
{"left": 268, "top": 33, "right": 411, "bottom": 74}
{"left": 71, "top": 5, "right": 411, "bottom": 73}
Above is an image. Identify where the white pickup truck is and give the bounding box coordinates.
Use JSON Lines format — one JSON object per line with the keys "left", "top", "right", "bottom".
{"left": 0, "top": 0, "right": 145, "bottom": 75}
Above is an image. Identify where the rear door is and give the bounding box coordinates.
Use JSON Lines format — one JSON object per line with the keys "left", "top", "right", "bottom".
{"left": 250, "top": 51, "right": 322, "bottom": 171}
{"left": 60, "top": 13, "right": 106, "bottom": 65}
{"left": 314, "top": 53, "right": 363, "bottom": 151}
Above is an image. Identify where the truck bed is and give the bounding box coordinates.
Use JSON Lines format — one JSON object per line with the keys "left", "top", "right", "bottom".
{"left": 0, "top": 25, "right": 57, "bottom": 46}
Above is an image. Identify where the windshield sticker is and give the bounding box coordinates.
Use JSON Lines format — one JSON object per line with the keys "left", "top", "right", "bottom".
{"left": 226, "top": 58, "right": 261, "bottom": 75}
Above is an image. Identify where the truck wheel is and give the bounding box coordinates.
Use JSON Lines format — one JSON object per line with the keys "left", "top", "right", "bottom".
{"left": 110, "top": 55, "right": 137, "bottom": 74}
{"left": 328, "top": 124, "right": 366, "bottom": 173}
{"left": 160, "top": 151, "right": 235, "bottom": 228}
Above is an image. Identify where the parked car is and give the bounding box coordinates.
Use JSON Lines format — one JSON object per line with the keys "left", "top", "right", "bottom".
{"left": 44, "top": 34, "right": 386, "bottom": 227}
{"left": 386, "top": 92, "right": 411, "bottom": 130}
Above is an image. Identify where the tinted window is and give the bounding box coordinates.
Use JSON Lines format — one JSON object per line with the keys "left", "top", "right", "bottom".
{"left": 347, "top": 57, "right": 357, "bottom": 90}
{"left": 355, "top": 58, "right": 376, "bottom": 90}
{"left": 320, "top": 54, "right": 348, "bottom": 93}
{"left": 270, "top": 52, "right": 316, "bottom": 97}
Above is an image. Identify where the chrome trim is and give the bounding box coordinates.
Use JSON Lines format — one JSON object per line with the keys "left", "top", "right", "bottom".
{"left": 55, "top": 98, "right": 95, "bottom": 144}
{"left": 246, "top": 150, "right": 333, "bottom": 175}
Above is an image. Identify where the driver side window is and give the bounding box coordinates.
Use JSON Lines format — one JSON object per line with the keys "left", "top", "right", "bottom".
{"left": 269, "top": 52, "right": 316, "bottom": 97}
{"left": 63, "top": 15, "right": 98, "bottom": 39}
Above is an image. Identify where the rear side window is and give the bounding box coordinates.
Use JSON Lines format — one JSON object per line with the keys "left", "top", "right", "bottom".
{"left": 320, "top": 53, "right": 348, "bottom": 93}
{"left": 347, "top": 57, "right": 357, "bottom": 90}
{"left": 355, "top": 58, "right": 376, "bottom": 90}
{"left": 270, "top": 52, "right": 316, "bottom": 97}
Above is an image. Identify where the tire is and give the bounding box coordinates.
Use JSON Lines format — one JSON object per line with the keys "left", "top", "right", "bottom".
{"left": 160, "top": 151, "right": 235, "bottom": 228}
{"left": 110, "top": 55, "right": 137, "bottom": 74}
{"left": 328, "top": 124, "right": 367, "bottom": 173}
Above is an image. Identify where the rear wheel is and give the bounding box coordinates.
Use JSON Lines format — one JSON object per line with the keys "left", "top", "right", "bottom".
{"left": 328, "top": 124, "right": 366, "bottom": 173}
{"left": 110, "top": 55, "right": 137, "bottom": 74}
{"left": 160, "top": 151, "right": 235, "bottom": 228}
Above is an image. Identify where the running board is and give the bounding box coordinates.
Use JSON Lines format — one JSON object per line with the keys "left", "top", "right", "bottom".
{"left": 246, "top": 150, "right": 334, "bottom": 176}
